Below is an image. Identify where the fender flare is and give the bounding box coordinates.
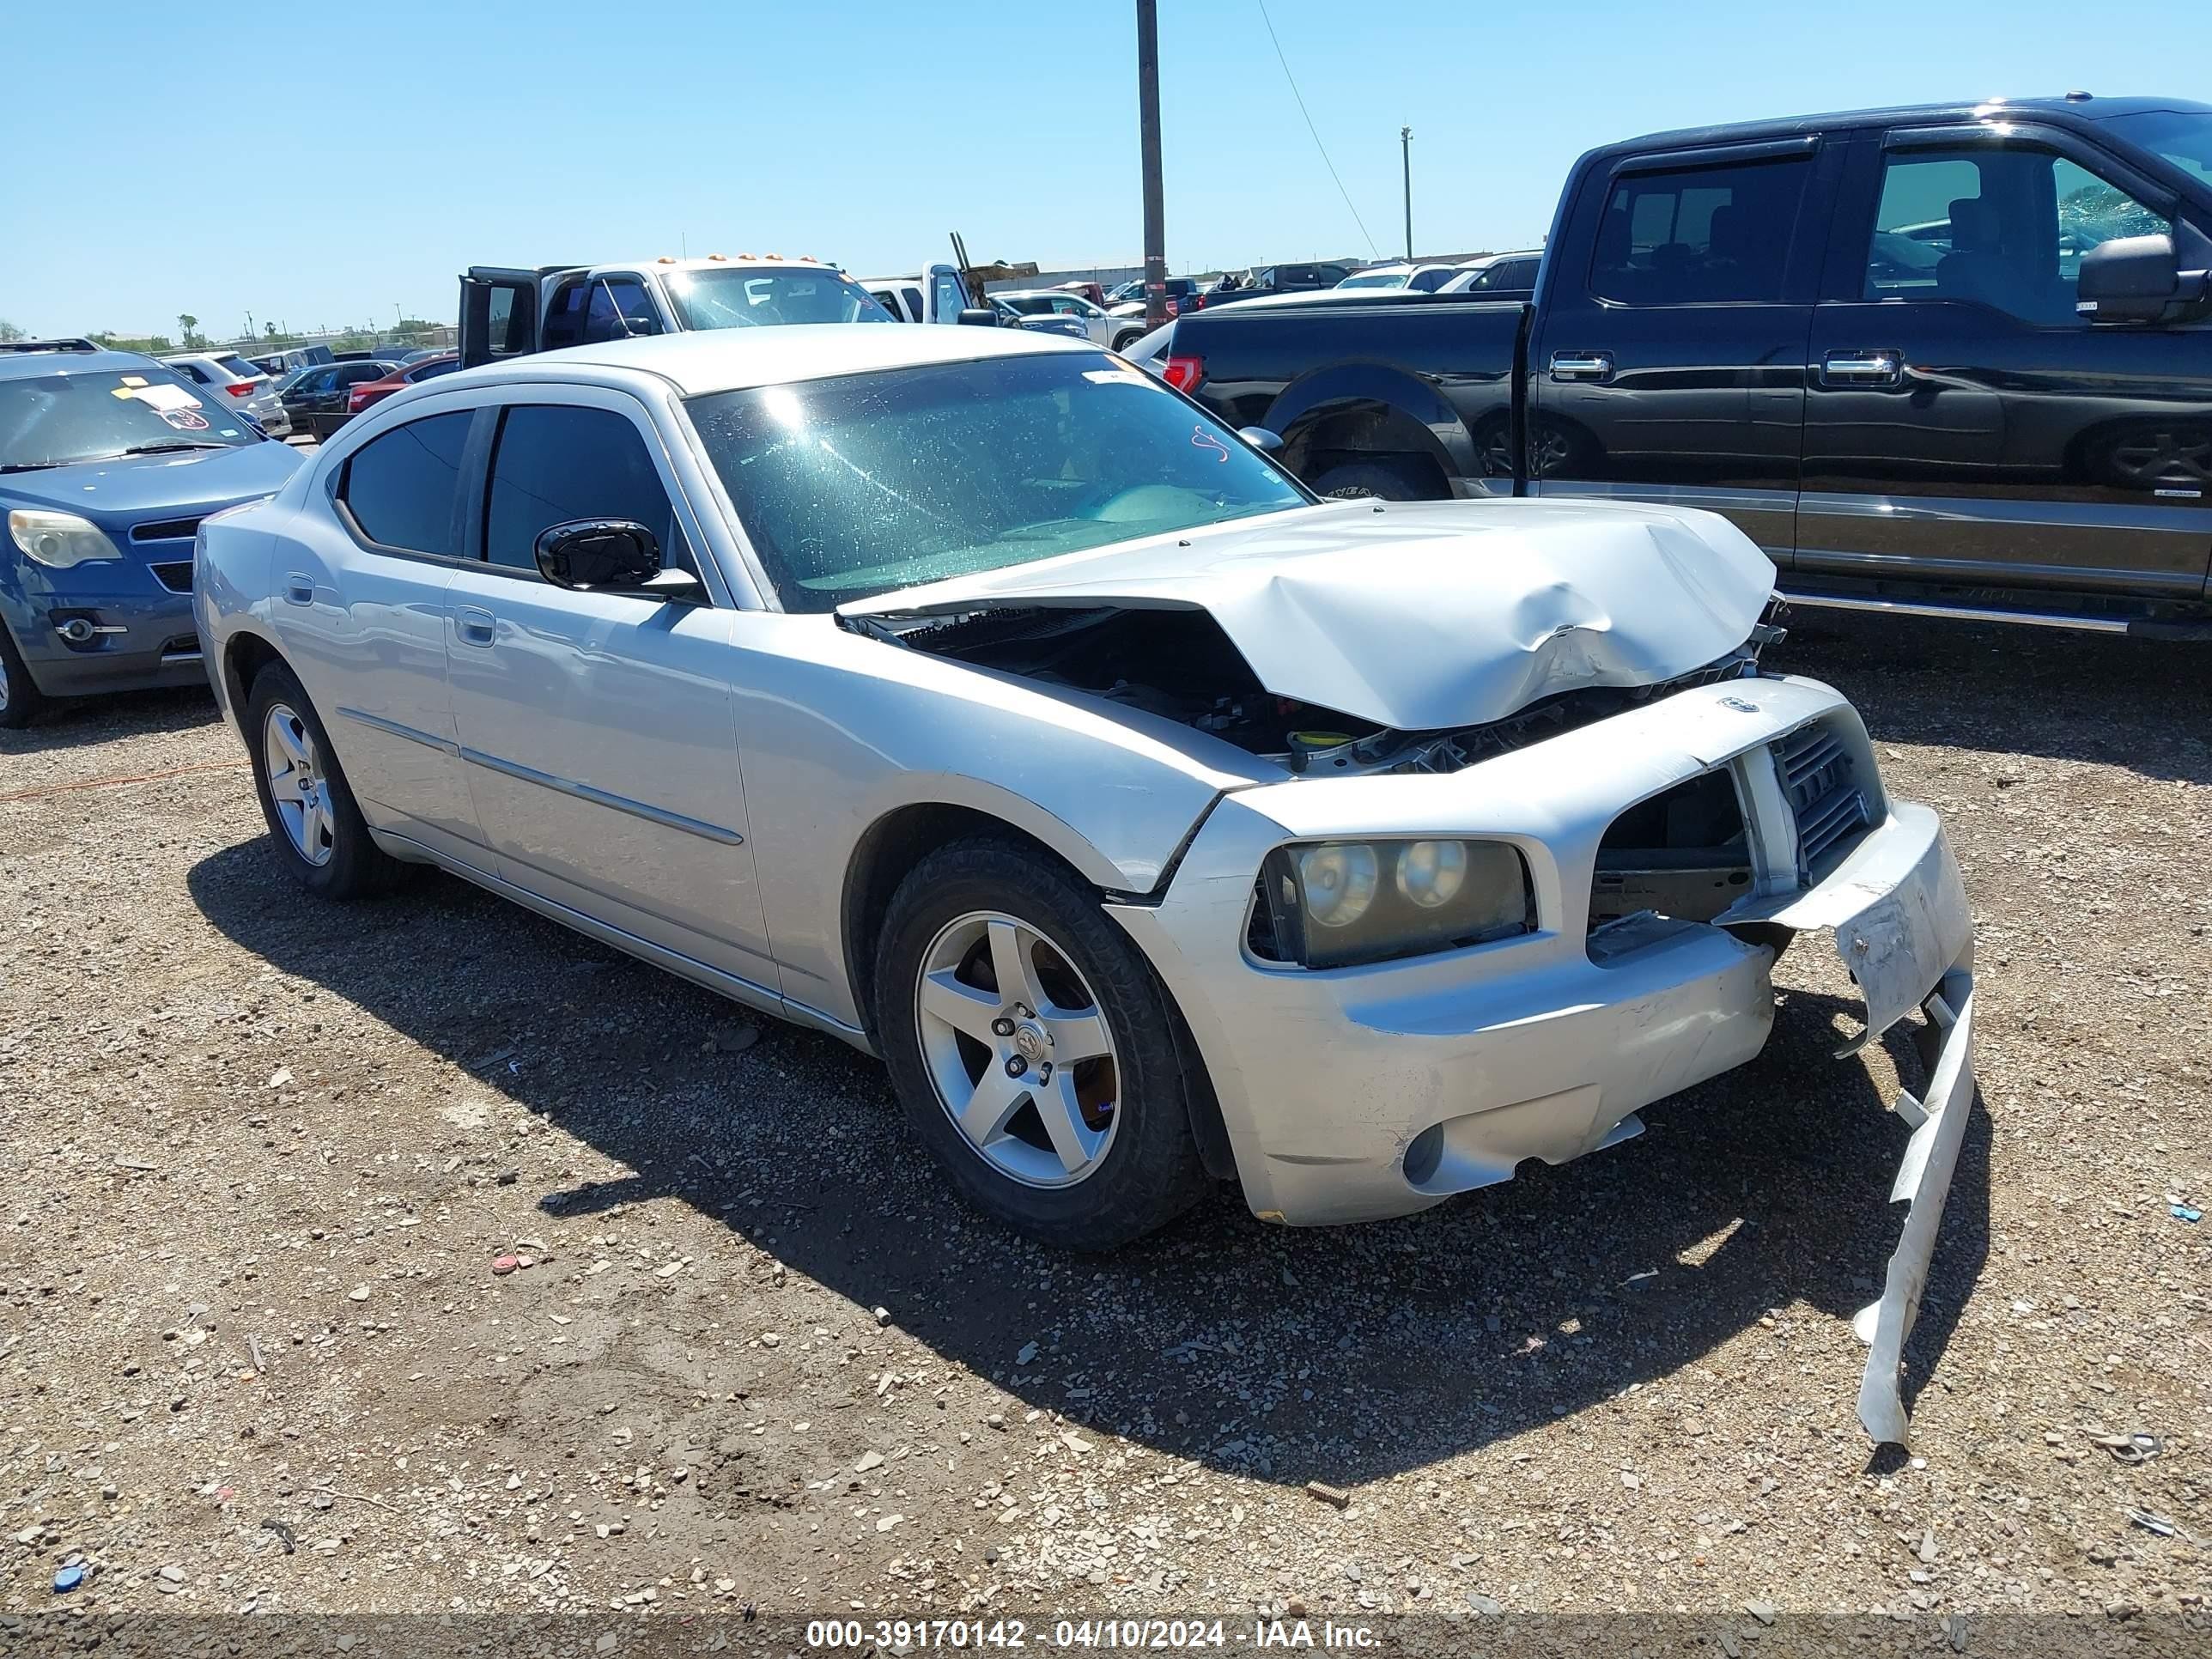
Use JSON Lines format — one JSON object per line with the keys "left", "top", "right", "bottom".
{"left": 1264, "top": 362, "right": 1477, "bottom": 482}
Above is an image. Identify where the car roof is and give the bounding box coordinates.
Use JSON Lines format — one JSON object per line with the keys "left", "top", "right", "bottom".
{"left": 0, "top": 344, "right": 164, "bottom": 382}
{"left": 475, "top": 322, "right": 1094, "bottom": 398}
{"left": 1601, "top": 94, "right": 2212, "bottom": 158}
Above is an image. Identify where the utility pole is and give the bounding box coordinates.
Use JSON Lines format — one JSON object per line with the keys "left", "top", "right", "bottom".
{"left": 1401, "top": 126, "right": 1413, "bottom": 261}
{"left": 1136, "top": 0, "right": 1168, "bottom": 330}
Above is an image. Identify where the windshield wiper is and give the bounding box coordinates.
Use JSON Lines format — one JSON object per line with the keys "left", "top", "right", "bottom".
{"left": 0, "top": 460, "right": 64, "bottom": 474}
{"left": 112, "top": 441, "right": 230, "bottom": 457}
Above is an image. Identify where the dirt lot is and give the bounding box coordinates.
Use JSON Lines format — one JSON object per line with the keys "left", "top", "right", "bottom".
{"left": 1, "top": 613, "right": 2207, "bottom": 1635}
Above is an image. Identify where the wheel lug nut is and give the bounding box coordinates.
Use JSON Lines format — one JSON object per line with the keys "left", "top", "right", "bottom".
{"left": 1004, "top": 1054, "right": 1028, "bottom": 1079}
{"left": 991, "top": 1017, "right": 1015, "bottom": 1038}
{"left": 1037, "top": 1061, "right": 1052, "bottom": 1083}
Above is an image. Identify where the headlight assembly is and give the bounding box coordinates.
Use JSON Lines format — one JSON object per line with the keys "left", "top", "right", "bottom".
{"left": 9, "top": 509, "right": 121, "bottom": 568}
{"left": 1254, "top": 839, "right": 1534, "bottom": 969}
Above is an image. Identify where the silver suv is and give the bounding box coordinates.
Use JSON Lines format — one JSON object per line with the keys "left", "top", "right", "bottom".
{"left": 160, "top": 352, "right": 292, "bottom": 438}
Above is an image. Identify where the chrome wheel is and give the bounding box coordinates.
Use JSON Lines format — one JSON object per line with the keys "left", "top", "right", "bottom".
{"left": 263, "top": 702, "right": 335, "bottom": 866}
{"left": 913, "top": 910, "right": 1121, "bottom": 1188}
{"left": 0, "top": 648, "right": 10, "bottom": 714}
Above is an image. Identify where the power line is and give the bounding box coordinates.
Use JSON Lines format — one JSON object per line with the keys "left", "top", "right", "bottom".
{"left": 1253, "top": 0, "right": 1378, "bottom": 258}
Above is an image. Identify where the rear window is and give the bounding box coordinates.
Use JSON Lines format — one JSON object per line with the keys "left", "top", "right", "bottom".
{"left": 340, "top": 411, "right": 472, "bottom": 556}
{"left": 215, "top": 355, "right": 261, "bottom": 380}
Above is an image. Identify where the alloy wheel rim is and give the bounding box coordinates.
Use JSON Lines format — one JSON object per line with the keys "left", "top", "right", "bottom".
{"left": 914, "top": 909, "right": 1121, "bottom": 1188}
{"left": 263, "top": 703, "right": 336, "bottom": 866}
{"left": 0, "top": 648, "right": 10, "bottom": 714}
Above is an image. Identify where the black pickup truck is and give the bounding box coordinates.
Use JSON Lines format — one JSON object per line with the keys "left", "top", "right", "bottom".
{"left": 1171, "top": 96, "right": 2212, "bottom": 635}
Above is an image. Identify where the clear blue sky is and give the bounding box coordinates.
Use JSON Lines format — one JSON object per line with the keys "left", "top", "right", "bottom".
{"left": 2, "top": 0, "right": 2199, "bottom": 338}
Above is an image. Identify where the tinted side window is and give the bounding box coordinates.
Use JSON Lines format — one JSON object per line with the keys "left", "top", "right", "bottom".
{"left": 929, "top": 269, "right": 965, "bottom": 322}
{"left": 484, "top": 405, "right": 679, "bottom": 572}
{"left": 540, "top": 281, "right": 590, "bottom": 349}
{"left": 584, "top": 278, "right": 656, "bottom": 343}
{"left": 899, "top": 287, "right": 924, "bottom": 321}
{"left": 1591, "top": 157, "right": 1809, "bottom": 305}
{"left": 341, "top": 412, "right": 472, "bottom": 556}
{"left": 409, "top": 358, "right": 460, "bottom": 382}
{"left": 1864, "top": 146, "right": 2172, "bottom": 325}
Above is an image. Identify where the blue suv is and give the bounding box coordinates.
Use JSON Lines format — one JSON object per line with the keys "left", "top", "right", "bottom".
{"left": 1, "top": 339, "right": 303, "bottom": 726}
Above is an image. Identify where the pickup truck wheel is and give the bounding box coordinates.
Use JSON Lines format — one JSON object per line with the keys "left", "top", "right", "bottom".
{"left": 1310, "top": 459, "right": 1448, "bottom": 501}
{"left": 876, "top": 838, "right": 1210, "bottom": 1251}
{"left": 244, "top": 661, "right": 406, "bottom": 900}
{"left": 1111, "top": 328, "right": 1145, "bottom": 351}
{"left": 0, "top": 621, "right": 48, "bottom": 730}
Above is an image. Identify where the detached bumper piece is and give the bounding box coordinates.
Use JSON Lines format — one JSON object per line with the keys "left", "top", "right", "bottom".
{"left": 1740, "top": 801, "right": 1977, "bottom": 1445}
{"left": 1855, "top": 969, "right": 1975, "bottom": 1445}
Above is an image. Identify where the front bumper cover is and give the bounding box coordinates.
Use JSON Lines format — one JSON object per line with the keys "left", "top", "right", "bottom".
{"left": 1115, "top": 675, "right": 1978, "bottom": 1443}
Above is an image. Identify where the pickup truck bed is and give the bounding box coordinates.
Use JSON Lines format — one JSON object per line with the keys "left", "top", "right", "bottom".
{"left": 1173, "top": 95, "right": 2212, "bottom": 636}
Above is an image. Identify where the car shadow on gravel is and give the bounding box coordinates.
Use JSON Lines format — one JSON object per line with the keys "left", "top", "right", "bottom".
{"left": 0, "top": 684, "right": 221, "bottom": 757}
{"left": 1768, "top": 609, "right": 2212, "bottom": 785}
{"left": 187, "top": 836, "right": 1990, "bottom": 1487}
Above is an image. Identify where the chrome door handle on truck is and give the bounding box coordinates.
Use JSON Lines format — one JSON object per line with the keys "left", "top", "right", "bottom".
{"left": 1821, "top": 350, "right": 1905, "bottom": 387}
{"left": 1547, "top": 351, "right": 1614, "bottom": 383}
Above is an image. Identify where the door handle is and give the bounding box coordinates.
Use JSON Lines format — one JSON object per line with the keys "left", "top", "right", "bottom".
{"left": 283, "top": 574, "right": 314, "bottom": 605}
{"left": 1820, "top": 349, "right": 1904, "bottom": 387}
{"left": 1547, "top": 350, "right": 1613, "bottom": 383}
{"left": 455, "top": 606, "right": 495, "bottom": 647}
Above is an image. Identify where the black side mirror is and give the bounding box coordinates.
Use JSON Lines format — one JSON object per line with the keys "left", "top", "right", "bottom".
{"left": 2078, "top": 233, "right": 2209, "bottom": 324}
{"left": 956, "top": 307, "right": 1002, "bottom": 327}
{"left": 1238, "top": 426, "right": 1285, "bottom": 453}
{"left": 534, "top": 519, "right": 698, "bottom": 598}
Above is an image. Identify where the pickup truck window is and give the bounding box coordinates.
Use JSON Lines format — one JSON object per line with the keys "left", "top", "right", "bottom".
{"left": 1592, "top": 156, "right": 1808, "bottom": 306}
{"left": 1865, "top": 147, "right": 2170, "bottom": 324}
{"left": 541, "top": 280, "right": 591, "bottom": 350}
{"left": 584, "top": 278, "right": 657, "bottom": 343}
{"left": 930, "top": 269, "right": 966, "bottom": 323}
{"left": 2099, "top": 108, "right": 2212, "bottom": 188}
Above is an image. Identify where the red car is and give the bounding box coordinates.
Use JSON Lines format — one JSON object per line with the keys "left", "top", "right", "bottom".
{"left": 347, "top": 352, "right": 462, "bottom": 416}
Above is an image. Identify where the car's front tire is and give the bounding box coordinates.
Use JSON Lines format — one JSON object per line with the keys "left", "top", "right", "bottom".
{"left": 0, "top": 621, "right": 48, "bottom": 730}
{"left": 244, "top": 659, "right": 405, "bottom": 899}
{"left": 874, "top": 837, "right": 1210, "bottom": 1251}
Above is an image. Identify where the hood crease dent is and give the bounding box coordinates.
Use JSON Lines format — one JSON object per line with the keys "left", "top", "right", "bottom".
{"left": 839, "top": 500, "right": 1778, "bottom": 731}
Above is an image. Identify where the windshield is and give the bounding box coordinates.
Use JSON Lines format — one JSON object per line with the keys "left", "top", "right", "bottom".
{"left": 662, "top": 267, "right": 892, "bottom": 330}
{"left": 1336, "top": 271, "right": 1407, "bottom": 289}
{"left": 2100, "top": 108, "right": 2212, "bottom": 188}
{"left": 0, "top": 368, "right": 261, "bottom": 470}
{"left": 687, "top": 351, "right": 1310, "bottom": 610}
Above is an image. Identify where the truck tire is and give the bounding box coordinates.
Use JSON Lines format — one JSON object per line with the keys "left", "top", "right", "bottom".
{"left": 1309, "top": 458, "right": 1449, "bottom": 501}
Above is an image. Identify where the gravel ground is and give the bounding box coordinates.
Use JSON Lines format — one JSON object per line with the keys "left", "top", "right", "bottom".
{"left": 1, "top": 612, "right": 2206, "bottom": 1633}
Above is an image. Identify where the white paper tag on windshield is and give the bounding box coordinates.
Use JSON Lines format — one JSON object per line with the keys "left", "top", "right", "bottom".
{"left": 128, "top": 382, "right": 204, "bottom": 412}
{"left": 1083, "top": 368, "right": 1151, "bottom": 388}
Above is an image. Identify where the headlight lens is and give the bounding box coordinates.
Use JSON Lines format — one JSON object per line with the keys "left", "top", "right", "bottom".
{"left": 1295, "top": 842, "right": 1378, "bottom": 928}
{"left": 9, "top": 509, "right": 121, "bottom": 568}
{"left": 1395, "top": 839, "right": 1468, "bottom": 908}
{"left": 1256, "top": 839, "right": 1533, "bottom": 969}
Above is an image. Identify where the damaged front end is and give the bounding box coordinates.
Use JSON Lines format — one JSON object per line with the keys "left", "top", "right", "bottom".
{"left": 853, "top": 565, "right": 1972, "bottom": 1443}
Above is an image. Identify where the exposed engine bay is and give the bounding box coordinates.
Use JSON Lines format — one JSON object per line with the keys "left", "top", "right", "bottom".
{"left": 871, "top": 604, "right": 1780, "bottom": 777}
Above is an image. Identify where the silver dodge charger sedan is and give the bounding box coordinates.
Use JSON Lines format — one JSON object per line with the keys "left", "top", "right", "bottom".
{"left": 196, "top": 325, "right": 1975, "bottom": 1441}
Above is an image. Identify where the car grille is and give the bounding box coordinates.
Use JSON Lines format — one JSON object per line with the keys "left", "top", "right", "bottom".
{"left": 131, "top": 516, "right": 204, "bottom": 544}
{"left": 1773, "top": 721, "right": 1869, "bottom": 873}
{"left": 149, "top": 561, "right": 194, "bottom": 593}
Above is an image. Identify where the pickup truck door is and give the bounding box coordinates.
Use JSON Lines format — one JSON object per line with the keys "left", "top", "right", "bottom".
{"left": 1799, "top": 125, "right": 2212, "bottom": 601}
{"left": 1528, "top": 138, "right": 1835, "bottom": 567}
{"left": 459, "top": 267, "right": 542, "bottom": 368}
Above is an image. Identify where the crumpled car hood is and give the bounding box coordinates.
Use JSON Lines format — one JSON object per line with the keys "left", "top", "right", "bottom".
{"left": 839, "top": 498, "right": 1777, "bottom": 731}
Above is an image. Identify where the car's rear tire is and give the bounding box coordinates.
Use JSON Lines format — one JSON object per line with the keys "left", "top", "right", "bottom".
{"left": 0, "top": 621, "right": 47, "bottom": 730}
{"left": 1111, "top": 328, "right": 1145, "bottom": 351}
{"left": 874, "top": 837, "right": 1210, "bottom": 1251}
{"left": 244, "top": 659, "right": 405, "bottom": 899}
{"left": 1309, "top": 457, "right": 1450, "bottom": 501}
